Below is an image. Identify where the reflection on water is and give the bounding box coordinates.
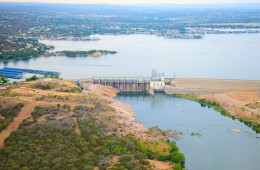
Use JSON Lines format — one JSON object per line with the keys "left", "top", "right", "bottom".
{"left": 115, "top": 93, "right": 260, "bottom": 170}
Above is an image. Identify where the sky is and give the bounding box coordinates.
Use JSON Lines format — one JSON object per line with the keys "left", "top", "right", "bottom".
{"left": 1, "top": 0, "right": 260, "bottom": 4}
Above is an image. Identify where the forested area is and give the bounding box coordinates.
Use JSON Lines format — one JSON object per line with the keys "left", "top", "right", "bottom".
{"left": 0, "top": 121, "right": 184, "bottom": 169}
{"left": 0, "top": 49, "right": 44, "bottom": 61}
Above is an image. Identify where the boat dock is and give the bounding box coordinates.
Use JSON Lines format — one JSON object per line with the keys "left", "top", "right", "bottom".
{"left": 0, "top": 67, "right": 61, "bottom": 79}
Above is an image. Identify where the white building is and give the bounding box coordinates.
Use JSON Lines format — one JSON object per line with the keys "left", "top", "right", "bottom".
{"left": 150, "top": 77, "right": 165, "bottom": 91}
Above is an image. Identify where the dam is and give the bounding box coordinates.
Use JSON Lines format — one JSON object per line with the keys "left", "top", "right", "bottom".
{"left": 80, "top": 70, "right": 168, "bottom": 93}
{"left": 84, "top": 77, "right": 152, "bottom": 92}
{"left": 93, "top": 77, "right": 151, "bottom": 92}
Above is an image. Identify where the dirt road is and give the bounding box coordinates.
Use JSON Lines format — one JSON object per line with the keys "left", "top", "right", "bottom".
{"left": 0, "top": 102, "right": 36, "bottom": 147}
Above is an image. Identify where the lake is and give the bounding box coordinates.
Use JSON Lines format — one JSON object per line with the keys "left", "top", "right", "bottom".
{"left": 115, "top": 93, "right": 260, "bottom": 170}
{"left": 1, "top": 34, "right": 260, "bottom": 80}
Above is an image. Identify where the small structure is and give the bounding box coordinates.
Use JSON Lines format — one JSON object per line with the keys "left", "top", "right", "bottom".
{"left": 150, "top": 70, "right": 166, "bottom": 92}
{"left": 73, "top": 80, "right": 80, "bottom": 86}
{"left": 150, "top": 78, "right": 166, "bottom": 91}
{"left": 45, "top": 44, "right": 55, "bottom": 50}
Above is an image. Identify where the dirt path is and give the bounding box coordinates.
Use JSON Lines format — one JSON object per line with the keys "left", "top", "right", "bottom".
{"left": 215, "top": 93, "right": 246, "bottom": 107}
{"left": 0, "top": 102, "right": 36, "bottom": 147}
{"left": 149, "top": 160, "right": 173, "bottom": 170}
{"left": 67, "top": 111, "right": 81, "bottom": 135}
{"left": 0, "top": 115, "right": 5, "bottom": 120}
{"left": 73, "top": 117, "right": 81, "bottom": 135}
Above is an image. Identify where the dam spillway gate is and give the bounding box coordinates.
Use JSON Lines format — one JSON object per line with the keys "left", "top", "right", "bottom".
{"left": 93, "top": 77, "right": 151, "bottom": 92}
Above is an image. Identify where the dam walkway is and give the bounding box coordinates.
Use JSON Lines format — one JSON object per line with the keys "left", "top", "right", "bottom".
{"left": 86, "top": 77, "right": 151, "bottom": 92}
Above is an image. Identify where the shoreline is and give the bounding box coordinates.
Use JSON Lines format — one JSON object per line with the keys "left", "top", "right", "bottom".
{"left": 83, "top": 78, "right": 260, "bottom": 133}
{"left": 86, "top": 83, "right": 180, "bottom": 142}
{"left": 165, "top": 78, "right": 260, "bottom": 133}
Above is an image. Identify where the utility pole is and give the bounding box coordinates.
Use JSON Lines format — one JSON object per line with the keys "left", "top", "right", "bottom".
{"left": 83, "top": 82, "right": 89, "bottom": 103}
{"left": 151, "top": 70, "right": 156, "bottom": 79}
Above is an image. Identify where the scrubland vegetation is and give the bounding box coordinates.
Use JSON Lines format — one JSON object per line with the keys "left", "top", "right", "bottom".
{"left": 0, "top": 79, "right": 185, "bottom": 169}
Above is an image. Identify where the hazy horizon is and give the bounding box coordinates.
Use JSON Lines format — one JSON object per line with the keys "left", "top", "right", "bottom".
{"left": 1, "top": 0, "right": 260, "bottom": 4}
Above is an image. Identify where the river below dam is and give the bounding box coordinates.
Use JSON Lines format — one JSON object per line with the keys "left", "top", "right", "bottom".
{"left": 115, "top": 93, "right": 260, "bottom": 170}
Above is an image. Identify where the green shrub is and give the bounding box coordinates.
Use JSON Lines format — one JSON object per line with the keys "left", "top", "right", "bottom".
{"left": 32, "top": 82, "right": 53, "bottom": 90}
{"left": 31, "top": 106, "right": 68, "bottom": 121}
{"left": 26, "top": 75, "right": 38, "bottom": 81}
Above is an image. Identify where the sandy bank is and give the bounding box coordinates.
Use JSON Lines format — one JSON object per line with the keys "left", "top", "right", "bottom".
{"left": 170, "top": 78, "right": 260, "bottom": 92}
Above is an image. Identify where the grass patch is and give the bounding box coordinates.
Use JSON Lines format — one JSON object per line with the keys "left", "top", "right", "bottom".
{"left": 245, "top": 102, "right": 260, "bottom": 109}
{"left": 1, "top": 90, "right": 17, "bottom": 97}
{"left": 35, "top": 95, "right": 70, "bottom": 102}
{"left": 56, "top": 87, "right": 82, "bottom": 93}
{"left": 31, "top": 82, "right": 58, "bottom": 90}
{"left": 141, "top": 140, "right": 185, "bottom": 169}
{"left": 142, "top": 141, "right": 171, "bottom": 155}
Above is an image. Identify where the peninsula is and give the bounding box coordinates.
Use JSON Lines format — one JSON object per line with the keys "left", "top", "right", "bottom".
{"left": 0, "top": 49, "right": 118, "bottom": 62}
{"left": 43, "top": 50, "right": 118, "bottom": 57}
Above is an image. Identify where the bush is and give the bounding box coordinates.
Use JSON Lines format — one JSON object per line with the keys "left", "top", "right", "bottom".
{"left": 57, "top": 87, "right": 82, "bottom": 93}
{"left": 31, "top": 106, "right": 68, "bottom": 121}
{"left": 32, "top": 82, "right": 55, "bottom": 90}
{"left": 18, "top": 118, "right": 36, "bottom": 129}
{"left": 174, "top": 163, "right": 185, "bottom": 170}
{"left": 26, "top": 75, "right": 38, "bottom": 81}
{"left": 0, "top": 76, "right": 9, "bottom": 84}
